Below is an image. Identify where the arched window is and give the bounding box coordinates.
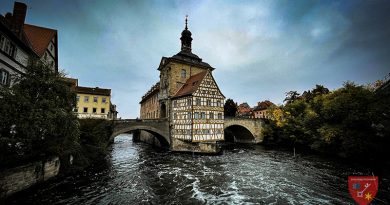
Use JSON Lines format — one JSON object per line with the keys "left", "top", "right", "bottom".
{"left": 181, "top": 69, "right": 186, "bottom": 78}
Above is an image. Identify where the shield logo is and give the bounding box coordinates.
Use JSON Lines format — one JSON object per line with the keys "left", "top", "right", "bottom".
{"left": 348, "top": 176, "right": 378, "bottom": 205}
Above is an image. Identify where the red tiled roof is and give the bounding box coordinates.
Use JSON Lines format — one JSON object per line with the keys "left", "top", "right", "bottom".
{"left": 253, "top": 100, "right": 275, "bottom": 111}
{"left": 23, "top": 24, "right": 56, "bottom": 57}
{"left": 173, "top": 71, "right": 208, "bottom": 98}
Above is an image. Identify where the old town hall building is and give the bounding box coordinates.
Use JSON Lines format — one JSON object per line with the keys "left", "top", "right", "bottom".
{"left": 140, "top": 18, "right": 225, "bottom": 153}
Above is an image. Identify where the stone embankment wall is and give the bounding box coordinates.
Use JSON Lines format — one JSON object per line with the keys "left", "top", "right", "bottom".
{"left": 0, "top": 157, "right": 60, "bottom": 198}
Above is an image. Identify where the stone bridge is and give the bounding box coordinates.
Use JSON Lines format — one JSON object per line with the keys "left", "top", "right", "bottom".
{"left": 224, "top": 117, "right": 264, "bottom": 143}
{"left": 111, "top": 117, "right": 264, "bottom": 147}
{"left": 111, "top": 119, "right": 170, "bottom": 146}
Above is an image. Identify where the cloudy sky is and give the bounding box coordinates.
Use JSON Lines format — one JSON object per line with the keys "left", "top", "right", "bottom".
{"left": 2, "top": 0, "right": 389, "bottom": 118}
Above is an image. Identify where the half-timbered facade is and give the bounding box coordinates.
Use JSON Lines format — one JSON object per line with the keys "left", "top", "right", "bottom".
{"left": 171, "top": 71, "right": 224, "bottom": 142}
{"left": 139, "top": 17, "right": 225, "bottom": 153}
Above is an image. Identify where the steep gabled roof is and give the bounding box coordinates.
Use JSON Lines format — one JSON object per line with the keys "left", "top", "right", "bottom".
{"left": 23, "top": 24, "right": 56, "bottom": 57}
{"left": 173, "top": 71, "right": 208, "bottom": 98}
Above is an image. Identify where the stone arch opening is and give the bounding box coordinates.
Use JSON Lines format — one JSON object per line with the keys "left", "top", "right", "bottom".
{"left": 224, "top": 125, "right": 256, "bottom": 143}
{"left": 132, "top": 130, "right": 170, "bottom": 148}
{"left": 110, "top": 126, "right": 170, "bottom": 148}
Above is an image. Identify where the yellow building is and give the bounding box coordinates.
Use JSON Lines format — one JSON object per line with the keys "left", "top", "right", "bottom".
{"left": 140, "top": 82, "right": 160, "bottom": 119}
{"left": 75, "top": 86, "right": 114, "bottom": 119}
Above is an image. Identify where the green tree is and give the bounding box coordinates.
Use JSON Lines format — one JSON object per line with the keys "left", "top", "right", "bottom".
{"left": 284, "top": 91, "right": 300, "bottom": 104}
{"left": 224, "top": 98, "right": 237, "bottom": 117}
{"left": 312, "top": 84, "right": 329, "bottom": 96}
{"left": 267, "top": 81, "right": 390, "bottom": 160}
{"left": 0, "top": 59, "right": 79, "bottom": 167}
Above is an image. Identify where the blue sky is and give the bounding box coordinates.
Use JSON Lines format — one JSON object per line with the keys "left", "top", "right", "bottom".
{"left": 2, "top": 0, "right": 389, "bottom": 118}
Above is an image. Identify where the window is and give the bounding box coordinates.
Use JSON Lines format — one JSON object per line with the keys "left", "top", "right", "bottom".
{"left": 187, "top": 98, "right": 191, "bottom": 106}
{"left": 188, "top": 112, "right": 192, "bottom": 119}
{"left": 0, "top": 35, "right": 4, "bottom": 50}
{"left": 174, "top": 113, "right": 177, "bottom": 119}
{"left": 201, "top": 112, "right": 206, "bottom": 119}
{"left": 196, "top": 98, "right": 201, "bottom": 106}
{"left": 173, "top": 101, "right": 177, "bottom": 107}
{"left": 217, "top": 100, "right": 221, "bottom": 107}
{"left": 102, "top": 97, "right": 107, "bottom": 103}
{"left": 0, "top": 69, "right": 10, "bottom": 86}
{"left": 3, "top": 41, "right": 10, "bottom": 54}
{"left": 84, "top": 96, "right": 89, "bottom": 102}
{"left": 76, "top": 95, "right": 80, "bottom": 102}
{"left": 209, "top": 112, "right": 214, "bottom": 119}
{"left": 93, "top": 96, "right": 98, "bottom": 103}
{"left": 218, "top": 113, "right": 222, "bottom": 119}
{"left": 181, "top": 69, "right": 186, "bottom": 78}
{"left": 9, "top": 44, "right": 16, "bottom": 58}
{"left": 194, "top": 112, "right": 199, "bottom": 119}
{"left": 83, "top": 107, "right": 88, "bottom": 113}
{"left": 206, "top": 99, "right": 211, "bottom": 106}
{"left": 93, "top": 108, "right": 97, "bottom": 113}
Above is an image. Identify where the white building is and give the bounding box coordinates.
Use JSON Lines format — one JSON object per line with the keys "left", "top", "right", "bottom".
{"left": 0, "top": 2, "right": 58, "bottom": 87}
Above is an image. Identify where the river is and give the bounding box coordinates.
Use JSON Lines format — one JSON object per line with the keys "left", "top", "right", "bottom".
{"left": 5, "top": 134, "right": 390, "bottom": 204}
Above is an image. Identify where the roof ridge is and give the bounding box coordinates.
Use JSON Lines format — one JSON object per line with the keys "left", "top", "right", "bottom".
{"left": 24, "top": 23, "right": 57, "bottom": 31}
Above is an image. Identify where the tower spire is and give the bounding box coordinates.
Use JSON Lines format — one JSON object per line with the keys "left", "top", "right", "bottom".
{"left": 185, "top": 15, "right": 188, "bottom": 30}
{"left": 180, "top": 15, "right": 192, "bottom": 52}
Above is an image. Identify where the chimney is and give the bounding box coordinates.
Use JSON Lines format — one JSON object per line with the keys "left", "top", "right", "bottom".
{"left": 12, "top": 2, "right": 27, "bottom": 36}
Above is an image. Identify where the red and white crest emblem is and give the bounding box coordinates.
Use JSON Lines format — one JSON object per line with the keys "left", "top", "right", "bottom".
{"left": 348, "top": 176, "right": 378, "bottom": 205}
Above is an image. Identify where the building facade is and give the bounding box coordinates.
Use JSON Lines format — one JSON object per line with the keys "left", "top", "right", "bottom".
{"left": 0, "top": 2, "right": 58, "bottom": 87}
{"left": 139, "top": 18, "right": 225, "bottom": 153}
{"left": 171, "top": 71, "right": 225, "bottom": 142}
{"left": 140, "top": 82, "right": 160, "bottom": 119}
{"left": 253, "top": 100, "right": 274, "bottom": 119}
{"left": 237, "top": 102, "right": 253, "bottom": 118}
{"left": 75, "top": 86, "right": 116, "bottom": 120}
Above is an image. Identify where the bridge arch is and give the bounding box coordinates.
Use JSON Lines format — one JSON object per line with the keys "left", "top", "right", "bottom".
{"left": 110, "top": 119, "right": 170, "bottom": 147}
{"left": 224, "top": 118, "right": 264, "bottom": 144}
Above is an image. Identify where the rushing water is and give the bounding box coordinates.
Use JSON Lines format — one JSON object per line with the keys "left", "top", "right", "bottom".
{"left": 5, "top": 134, "right": 390, "bottom": 205}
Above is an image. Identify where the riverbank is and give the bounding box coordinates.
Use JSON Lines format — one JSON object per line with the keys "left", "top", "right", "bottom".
{"left": 0, "top": 119, "right": 114, "bottom": 199}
